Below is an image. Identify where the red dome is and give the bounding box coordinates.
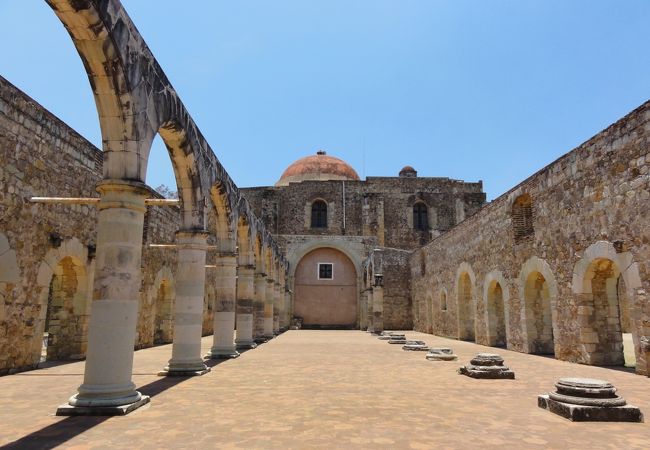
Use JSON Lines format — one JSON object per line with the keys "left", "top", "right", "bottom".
{"left": 276, "top": 151, "right": 360, "bottom": 186}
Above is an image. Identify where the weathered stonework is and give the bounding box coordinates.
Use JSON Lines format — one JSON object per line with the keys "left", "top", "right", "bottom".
{"left": 410, "top": 99, "right": 650, "bottom": 376}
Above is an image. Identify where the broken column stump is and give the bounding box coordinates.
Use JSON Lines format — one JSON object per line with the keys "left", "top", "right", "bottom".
{"left": 538, "top": 377, "right": 643, "bottom": 422}
{"left": 402, "top": 340, "right": 429, "bottom": 351}
{"left": 387, "top": 335, "right": 407, "bottom": 344}
{"left": 426, "top": 347, "right": 458, "bottom": 361}
{"left": 377, "top": 331, "right": 402, "bottom": 341}
{"left": 458, "top": 353, "right": 515, "bottom": 379}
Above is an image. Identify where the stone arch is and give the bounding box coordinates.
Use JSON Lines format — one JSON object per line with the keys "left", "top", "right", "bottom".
{"left": 455, "top": 262, "right": 476, "bottom": 341}
{"left": 483, "top": 270, "right": 510, "bottom": 348}
{"left": 288, "top": 240, "right": 363, "bottom": 326}
{"left": 572, "top": 241, "right": 643, "bottom": 369}
{"left": 519, "top": 256, "right": 558, "bottom": 355}
{"left": 293, "top": 247, "right": 358, "bottom": 328}
{"left": 440, "top": 288, "right": 448, "bottom": 311}
{"left": 35, "top": 238, "right": 93, "bottom": 361}
{"left": 236, "top": 215, "right": 254, "bottom": 267}
{"left": 151, "top": 266, "right": 175, "bottom": 345}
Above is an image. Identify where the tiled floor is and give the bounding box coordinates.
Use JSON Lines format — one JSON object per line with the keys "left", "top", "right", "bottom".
{"left": 1, "top": 330, "right": 649, "bottom": 449}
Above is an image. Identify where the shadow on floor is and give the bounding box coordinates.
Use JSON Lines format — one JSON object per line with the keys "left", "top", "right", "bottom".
{"left": 2, "top": 359, "right": 232, "bottom": 449}
{"left": 2, "top": 416, "right": 110, "bottom": 450}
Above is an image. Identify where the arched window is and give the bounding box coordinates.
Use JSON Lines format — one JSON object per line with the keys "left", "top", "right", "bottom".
{"left": 512, "top": 194, "right": 534, "bottom": 243}
{"left": 413, "top": 202, "right": 428, "bottom": 231}
{"left": 311, "top": 200, "right": 327, "bottom": 228}
{"left": 440, "top": 290, "right": 447, "bottom": 311}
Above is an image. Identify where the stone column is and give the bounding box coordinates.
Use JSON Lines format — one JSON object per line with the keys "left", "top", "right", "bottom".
{"left": 359, "top": 290, "right": 368, "bottom": 330}
{"left": 264, "top": 278, "right": 275, "bottom": 338}
{"left": 253, "top": 273, "right": 267, "bottom": 343}
{"left": 283, "top": 288, "right": 292, "bottom": 330}
{"left": 372, "top": 283, "right": 384, "bottom": 334}
{"left": 161, "top": 230, "right": 210, "bottom": 376}
{"left": 235, "top": 265, "right": 256, "bottom": 349}
{"left": 367, "top": 289, "right": 375, "bottom": 333}
{"left": 273, "top": 281, "right": 281, "bottom": 334}
{"left": 59, "top": 180, "right": 150, "bottom": 415}
{"left": 208, "top": 253, "right": 239, "bottom": 359}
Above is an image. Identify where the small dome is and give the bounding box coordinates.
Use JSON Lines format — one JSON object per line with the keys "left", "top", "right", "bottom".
{"left": 399, "top": 166, "right": 417, "bottom": 178}
{"left": 276, "top": 151, "right": 360, "bottom": 186}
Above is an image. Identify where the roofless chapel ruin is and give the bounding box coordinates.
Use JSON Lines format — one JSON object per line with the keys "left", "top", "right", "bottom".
{"left": 0, "top": 0, "right": 649, "bottom": 417}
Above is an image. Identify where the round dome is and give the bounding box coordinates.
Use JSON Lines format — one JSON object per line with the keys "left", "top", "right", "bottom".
{"left": 276, "top": 150, "right": 360, "bottom": 186}
{"left": 399, "top": 166, "right": 417, "bottom": 178}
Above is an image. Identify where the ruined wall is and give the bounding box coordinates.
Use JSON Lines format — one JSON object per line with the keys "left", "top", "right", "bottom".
{"left": 0, "top": 77, "right": 215, "bottom": 374}
{"left": 410, "top": 99, "right": 650, "bottom": 376}
{"left": 379, "top": 248, "right": 413, "bottom": 330}
{"left": 241, "top": 175, "right": 485, "bottom": 251}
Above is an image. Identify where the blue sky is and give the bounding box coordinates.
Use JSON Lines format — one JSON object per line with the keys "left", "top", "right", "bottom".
{"left": 1, "top": 1, "right": 649, "bottom": 199}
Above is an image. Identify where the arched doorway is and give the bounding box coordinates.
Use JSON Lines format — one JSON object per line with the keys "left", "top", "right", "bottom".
{"left": 154, "top": 278, "right": 174, "bottom": 344}
{"left": 486, "top": 280, "right": 507, "bottom": 347}
{"left": 43, "top": 256, "right": 89, "bottom": 361}
{"left": 294, "top": 248, "right": 357, "bottom": 328}
{"left": 523, "top": 271, "right": 554, "bottom": 355}
{"left": 580, "top": 258, "right": 632, "bottom": 367}
{"left": 457, "top": 272, "right": 475, "bottom": 341}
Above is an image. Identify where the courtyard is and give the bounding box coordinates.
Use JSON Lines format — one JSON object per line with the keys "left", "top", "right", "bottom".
{"left": 1, "top": 330, "right": 649, "bottom": 449}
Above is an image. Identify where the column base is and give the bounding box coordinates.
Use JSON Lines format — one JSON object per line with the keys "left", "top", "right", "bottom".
{"left": 264, "top": 334, "right": 275, "bottom": 340}
{"left": 254, "top": 336, "right": 268, "bottom": 344}
{"left": 56, "top": 395, "right": 150, "bottom": 416}
{"left": 158, "top": 360, "right": 211, "bottom": 377}
{"left": 207, "top": 349, "right": 240, "bottom": 359}
{"left": 236, "top": 341, "right": 257, "bottom": 350}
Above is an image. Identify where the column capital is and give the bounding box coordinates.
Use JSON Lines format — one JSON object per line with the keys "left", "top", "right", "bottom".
{"left": 96, "top": 179, "right": 150, "bottom": 213}
{"left": 266, "top": 277, "right": 275, "bottom": 284}
{"left": 175, "top": 230, "right": 210, "bottom": 249}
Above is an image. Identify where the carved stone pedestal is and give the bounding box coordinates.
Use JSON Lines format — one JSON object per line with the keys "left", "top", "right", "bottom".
{"left": 378, "top": 332, "right": 404, "bottom": 341}
{"left": 458, "top": 353, "right": 515, "bottom": 379}
{"left": 402, "top": 340, "right": 429, "bottom": 351}
{"left": 538, "top": 378, "right": 643, "bottom": 422}
{"left": 426, "top": 348, "right": 458, "bottom": 361}
{"left": 388, "top": 336, "right": 407, "bottom": 344}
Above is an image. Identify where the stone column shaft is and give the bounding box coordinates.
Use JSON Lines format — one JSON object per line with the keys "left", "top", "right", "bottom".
{"left": 209, "top": 253, "right": 239, "bottom": 359}
{"left": 235, "top": 265, "right": 256, "bottom": 349}
{"left": 253, "top": 273, "right": 267, "bottom": 343}
{"left": 372, "top": 285, "right": 384, "bottom": 334}
{"left": 163, "top": 230, "right": 210, "bottom": 375}
{"left": 273, "top": 282, "right": 281, "bottom": 334}
{"left": 367, "top": 289, "right": 375, "bottom": 333}
{"left": 62, "top": 180, "right": 150, "bottom": 413}
{"left": 264, "top": 279, "right": 275, "bottom": 338}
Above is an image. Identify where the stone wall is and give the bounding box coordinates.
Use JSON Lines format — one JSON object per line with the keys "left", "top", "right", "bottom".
{"left": 410, "top": 99, "right": 650, "bottom": 376}
{"left": 379, "top": 248, "right": 413, "bottom": 330}
{"left": 241, "top": 175, "right": 485, "bottom": 251}
{"left": 0, "top": 76, "right": 215, "bottom": 374}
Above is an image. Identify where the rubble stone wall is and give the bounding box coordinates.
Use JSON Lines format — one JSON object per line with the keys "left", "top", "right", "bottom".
{"left": 410, "top": 99, "right": 650, "bottom": 375}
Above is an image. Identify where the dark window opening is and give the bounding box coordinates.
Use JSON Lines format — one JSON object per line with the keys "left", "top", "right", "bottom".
{"left": 311, "top": 200, "right": 327, "bottom": 228}
{"left": 413, "top": 202, "right": 428, "bottom": 231}
{"left": 318, "top": 263, "right": 333, "bottom": 279}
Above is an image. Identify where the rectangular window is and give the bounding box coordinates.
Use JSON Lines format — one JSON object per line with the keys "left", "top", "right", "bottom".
{"left": 318, "top": 263, "right": 333, "bottom": 280}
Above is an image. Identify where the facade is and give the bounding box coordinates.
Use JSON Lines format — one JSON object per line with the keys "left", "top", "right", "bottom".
{"left": 241, "top": 151, "right": 486, "bottom": 330}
